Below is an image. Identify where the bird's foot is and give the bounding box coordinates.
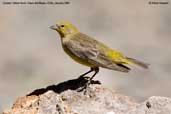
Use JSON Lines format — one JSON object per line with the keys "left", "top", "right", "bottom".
{"left": 77, "top": 79, "right": 91, "bottom": 93}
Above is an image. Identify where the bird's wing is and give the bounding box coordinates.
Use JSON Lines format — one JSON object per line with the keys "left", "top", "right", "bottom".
{"left": 64, "top": 33, "right": 130, "bottom": 72}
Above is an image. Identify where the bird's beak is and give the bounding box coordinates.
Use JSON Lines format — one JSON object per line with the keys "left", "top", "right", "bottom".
{"left": 49, "top": 25, "right": 58, "bottom": 30}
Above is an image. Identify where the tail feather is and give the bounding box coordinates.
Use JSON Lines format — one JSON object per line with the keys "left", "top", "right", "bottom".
{"left": 117, "top": 64, "right": 131, "bottom": 70}
{"left": 126, "top": 57, "right": 149, "bottom": 69}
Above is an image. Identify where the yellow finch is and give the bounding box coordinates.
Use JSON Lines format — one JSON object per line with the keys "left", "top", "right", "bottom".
{"left": 50, "top": 22, "right": 148, "bottom": 81}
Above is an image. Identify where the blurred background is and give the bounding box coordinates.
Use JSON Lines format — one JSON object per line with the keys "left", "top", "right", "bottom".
{"left": 0, "top": 0, "right": 171, "bottom": 112}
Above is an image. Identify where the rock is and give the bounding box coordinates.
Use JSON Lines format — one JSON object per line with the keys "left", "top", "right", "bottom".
{"left": 127, "top": 96, "right": 171, "bottom": 114}
{"left": 2, "top": 77, "right": 171, "bottom": 114}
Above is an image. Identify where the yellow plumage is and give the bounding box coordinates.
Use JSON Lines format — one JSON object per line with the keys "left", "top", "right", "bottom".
{"left": 50, "top": 21, "right": 149, "bottom": 80}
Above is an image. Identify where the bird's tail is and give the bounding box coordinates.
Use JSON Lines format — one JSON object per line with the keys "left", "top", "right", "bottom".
{"left": 126, "top": 57, "right": 149, "bottom": 69}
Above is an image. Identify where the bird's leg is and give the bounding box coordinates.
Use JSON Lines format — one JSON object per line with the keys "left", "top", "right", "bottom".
{"left": 77, "top": 67, "right": 99, "bottom": 92}
{"left": 81, "top": 67, "right": 99, "bottom": 94}
{"left": 89, "top": 67, "right": 99, "bottom": 82}
{"left": 87, "top": 67, "right": 99, "bottom": 85}
{"left": 78, "top": 68, "right": 94, "bottom": 78}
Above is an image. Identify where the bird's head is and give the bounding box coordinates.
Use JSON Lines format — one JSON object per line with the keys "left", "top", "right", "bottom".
{"left": 50, "top": 22, "right": 79, "bottom": 38}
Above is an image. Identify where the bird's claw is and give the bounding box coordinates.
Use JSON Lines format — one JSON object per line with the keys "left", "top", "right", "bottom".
{"left": 77, "top": 80, "right": 91, "bottom": 93}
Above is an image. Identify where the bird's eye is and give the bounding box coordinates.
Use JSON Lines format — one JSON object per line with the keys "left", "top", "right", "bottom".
{"left": 61, "top": 25, "right": 64, "bottom": 27}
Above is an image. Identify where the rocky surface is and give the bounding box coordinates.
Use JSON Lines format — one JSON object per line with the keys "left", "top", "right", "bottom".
{"left": 2, "top": 77, "right": 171, "bottom": 114}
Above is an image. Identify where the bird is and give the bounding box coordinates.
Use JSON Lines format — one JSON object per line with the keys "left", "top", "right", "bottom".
{"left": 50, "top": 22, "right": 149, "bottom": 85}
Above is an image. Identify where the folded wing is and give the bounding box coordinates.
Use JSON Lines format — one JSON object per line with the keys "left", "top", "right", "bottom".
{"left": 64, "top": 33, "right": 130, "bottom": 72}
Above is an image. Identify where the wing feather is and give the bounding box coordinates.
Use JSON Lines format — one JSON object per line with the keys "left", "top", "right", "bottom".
{"left": 63, "top": 33, "right": 130, "bottom": 72}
